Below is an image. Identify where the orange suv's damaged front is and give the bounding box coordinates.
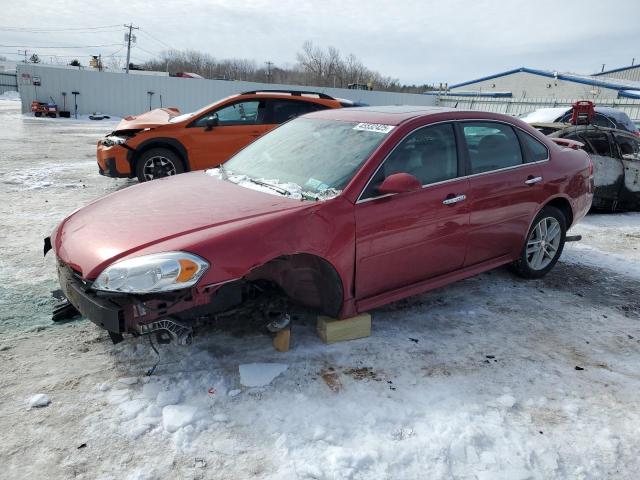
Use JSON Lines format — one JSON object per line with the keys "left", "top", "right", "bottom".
{"left": 96, "top": 91, "right": 353, "bottom": 182}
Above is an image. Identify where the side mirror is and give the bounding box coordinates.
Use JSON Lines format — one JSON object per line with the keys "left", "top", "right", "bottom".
{"left": 377, "top": 173, "right": 421, "bottom": 195}
{"left": 204, "top": 114, "right": 219, "bottom": 131}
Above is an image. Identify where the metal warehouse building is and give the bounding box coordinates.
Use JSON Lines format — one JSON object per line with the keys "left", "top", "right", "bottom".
{"left": 446, "top": 66, "right": 640, "bottom": 100}
{"left": 594, "top": 64, "right": 640, "bottom": 83}
{"left": 433, "top": 65, "right": 640, "bottom": 120}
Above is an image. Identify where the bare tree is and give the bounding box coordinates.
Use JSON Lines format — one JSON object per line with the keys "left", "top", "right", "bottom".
{"left": 141, "top": 42, "right": 427, "bottom": 93}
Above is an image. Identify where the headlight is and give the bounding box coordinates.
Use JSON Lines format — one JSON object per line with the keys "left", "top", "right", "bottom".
{"left": 93, "top": 252, "right": 209, "bottom": 293}
{"left": 104, "top": 135, "right": 128, "bottom": 146}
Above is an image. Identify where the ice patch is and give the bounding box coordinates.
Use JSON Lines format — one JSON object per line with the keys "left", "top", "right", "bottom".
{"left": 228, "top": 389, "right": 241, "bottom": 397}
{"left": 239, "top": 363, "right": 288, "bottom": 387}
{"left": 28, "top": 393, "right": 50, "bottom": 408}
{"left": 120, "top": 399, "right": 147, "bottom": 420}
{"left": 162, "top": 405, "right": 199, "bottom": 433}
{"left": 118, "top": 377, "right": 139, "bottom": 385}
{"left": 497, "top": 394, "right": 516, "bottom": 408}
{"left": 156, "top": 390, "right": 181, "bottom": 407}
{"left": 142, "top": 382, "right": 163, "bottom": 400}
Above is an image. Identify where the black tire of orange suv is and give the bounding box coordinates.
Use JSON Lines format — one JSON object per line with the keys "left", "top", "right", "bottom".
{"left": 135, "top": 148, "right": 185, "bottom": 182}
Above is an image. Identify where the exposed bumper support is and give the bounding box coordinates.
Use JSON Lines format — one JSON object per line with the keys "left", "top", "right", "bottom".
{"left": 138, "top": 318, "right": 193, "bottom": 346}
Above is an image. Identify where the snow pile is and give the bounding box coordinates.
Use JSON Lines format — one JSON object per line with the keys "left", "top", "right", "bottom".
{"left": 28, "top": 394, "right": 50, "bottom": 408}
{"left": 162, "top": 405, "right": 200, "bottom": 433}
{"left": 239, "top": 363, "right": 288, "bottom": 387}
{"left": 0, "top": 90, "right": 19, "bottom": 101}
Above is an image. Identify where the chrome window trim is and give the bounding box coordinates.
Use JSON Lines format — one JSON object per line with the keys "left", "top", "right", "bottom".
{"left": 356, "top": 118, "right": 550, "bottom": 204}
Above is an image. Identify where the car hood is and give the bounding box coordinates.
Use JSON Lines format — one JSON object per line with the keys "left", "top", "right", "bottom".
{"left": 115, "top": 107, "right": 181, "bottom": 130}
{"left": 54, "top": 172, "right": 307, "bottom": 278}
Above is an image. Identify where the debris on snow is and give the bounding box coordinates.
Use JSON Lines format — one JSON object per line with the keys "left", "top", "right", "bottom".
{"left": 28, "top": 394, "right": 51, "bottom": 408}
{"left": 239, "top": 363, "right": 288, "bottom": 387}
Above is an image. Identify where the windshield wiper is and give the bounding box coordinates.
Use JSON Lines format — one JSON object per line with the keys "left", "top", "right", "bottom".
{"left": 248, "top": 178, "right": 291, "bottom": 196}
{"left": 301, "top": 191, "right": 320, "bottom": 201}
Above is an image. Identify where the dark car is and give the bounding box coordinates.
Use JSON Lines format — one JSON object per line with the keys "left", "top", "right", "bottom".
{"left": 520, "top": 107, "right": 639, "bottom": 136}
{"left": 47, "top": 107, "right": 593, "bottom": 345}
{"left": 548, "top": 125, "right": 640, "bottom": 211}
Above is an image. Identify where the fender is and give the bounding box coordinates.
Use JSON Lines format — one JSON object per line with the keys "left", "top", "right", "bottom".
{"left": 127, "top": 137, "right": 190, "bottom": 171}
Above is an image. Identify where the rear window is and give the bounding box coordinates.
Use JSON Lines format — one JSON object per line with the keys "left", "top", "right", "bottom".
{"left": 266, "top": 99, "right": 328, "bottom": 124}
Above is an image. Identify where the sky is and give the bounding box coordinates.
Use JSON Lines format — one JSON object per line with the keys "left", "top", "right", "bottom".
{"left": 0, "top": 0, "right": 639, "bottom": 85}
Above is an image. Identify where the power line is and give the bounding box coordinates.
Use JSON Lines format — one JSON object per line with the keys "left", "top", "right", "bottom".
{"left": 138, "top": 28, "right": 173, "bottom": 50}
{"left": 0, "top": 24, "right": 121, "bottom": 32}
{"left": 0, "top": 43, "right": 122, "bottom": 49}
{"left": 135, "top": 45, "right": 160, "bottom": 57}
{"left": 0, "top": 51, "right": 126, "bottom": 58}
{"left": 0, "top": 28, "right": 122, "bottom": 35}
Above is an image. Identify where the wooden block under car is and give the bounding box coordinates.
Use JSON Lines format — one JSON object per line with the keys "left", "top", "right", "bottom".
{"left": 272, "top": 328, "right": 291, "bottom": 352}
{"left": 317, "top": 313, "right": 371, "bottom": 344}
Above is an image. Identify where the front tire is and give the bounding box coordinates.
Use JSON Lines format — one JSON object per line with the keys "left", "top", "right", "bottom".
{"left": 510, "top": 206, "right": 566, "bottom": 279}
{"left": 136, "top": 148, "right": 184, "bottom": 182}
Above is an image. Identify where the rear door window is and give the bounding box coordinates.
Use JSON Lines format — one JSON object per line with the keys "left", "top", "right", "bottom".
{"left": 462, "top": 122, "right": 524, "bottom": 174}
{"left": 266, "top": 99, "right": 328, "bottom": 124}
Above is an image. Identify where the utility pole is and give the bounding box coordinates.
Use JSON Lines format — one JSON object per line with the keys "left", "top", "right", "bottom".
{"left": 124, "top": 23, "right": 139, "bottom": 74}
{"left": 265, "top": 61, "right": 273, "bottom": 83}
{"left": 18, "top": 49, "right": 28, "bottom": 63}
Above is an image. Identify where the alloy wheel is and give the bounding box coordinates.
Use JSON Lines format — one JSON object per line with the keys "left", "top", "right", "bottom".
{"left": 526, "top": 216, "right": 562, "bottom": 271}
{"left": 142, "top": 155, "right": 177, "bottom": 181}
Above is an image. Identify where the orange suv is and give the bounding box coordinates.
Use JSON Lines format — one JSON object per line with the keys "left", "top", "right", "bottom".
{"left": 97, "top": 90, "right": 354, "bottom": 181}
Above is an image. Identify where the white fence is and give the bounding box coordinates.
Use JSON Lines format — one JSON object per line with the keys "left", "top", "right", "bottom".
{"left": 16, "top": 64, "right": 436, "bottom": 117}
{"left": 436, "top": 94, "right": 640, "bottom": 120}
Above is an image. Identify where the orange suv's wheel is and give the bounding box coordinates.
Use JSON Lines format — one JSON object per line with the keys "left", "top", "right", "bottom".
{"left": 136, "top": 148, "right": 184, "bottom": 182}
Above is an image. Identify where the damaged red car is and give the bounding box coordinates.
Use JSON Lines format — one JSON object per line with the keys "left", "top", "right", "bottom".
{"left": 46, "top": 106, "right": 593, "bottom": 344}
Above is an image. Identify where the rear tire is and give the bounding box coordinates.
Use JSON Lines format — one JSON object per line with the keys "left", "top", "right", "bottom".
{"left": 510, "top": 206, "right": 566, "bottom": 279}
{"left": 136, "top": 148, "right": 184, "bottom": 182}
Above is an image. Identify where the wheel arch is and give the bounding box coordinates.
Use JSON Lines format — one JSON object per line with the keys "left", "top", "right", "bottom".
{"left": 244, "top": 252, "right": 344, "bottom": 318}
{"left": 129, "top": 137, "right": 190, "bottom": 172}
{"left": 543, "top": 196, "right": 574, "bottom": 228}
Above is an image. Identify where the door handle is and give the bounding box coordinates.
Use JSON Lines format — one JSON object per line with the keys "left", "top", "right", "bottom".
{"left": 525, "top": 176, "right": 543, "bottom": 185}
{"left": 442, "top": 194, "right": 466, "bottom": 205}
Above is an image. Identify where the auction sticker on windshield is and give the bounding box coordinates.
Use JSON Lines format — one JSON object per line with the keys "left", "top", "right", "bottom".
{"left": 353, "top": 123, "right": 395, "bottom": 134}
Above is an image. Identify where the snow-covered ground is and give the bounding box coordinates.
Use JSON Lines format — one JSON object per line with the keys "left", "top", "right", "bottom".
{"left": 1, "top": 101, "right": 640, "bottom": 479}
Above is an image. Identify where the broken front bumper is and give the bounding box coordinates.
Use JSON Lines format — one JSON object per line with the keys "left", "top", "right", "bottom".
{"left": 96, "top": 141, "right": 133, "bottom": 178}
{"left": 57, "top": 261, "right": 125, "bottom": 333}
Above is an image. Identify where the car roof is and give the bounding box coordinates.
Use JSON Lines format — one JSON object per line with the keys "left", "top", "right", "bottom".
{"left": 305, "top": 105, "right": 458, "bottom": 125}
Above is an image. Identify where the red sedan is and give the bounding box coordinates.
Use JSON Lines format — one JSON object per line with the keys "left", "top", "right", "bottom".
{"left": 46, "top": 106, "right": 593, "bottom": 344}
